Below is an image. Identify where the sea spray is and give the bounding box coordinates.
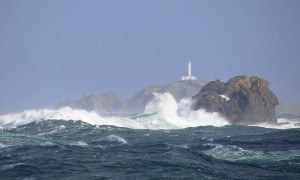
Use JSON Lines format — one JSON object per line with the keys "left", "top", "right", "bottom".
{"left": 0, "top": 93, "right": 299, "bottom": 129}
{"left": 142, "top": 93, "right": 229, "bottom": 128}
{"left": 0, "top": 107, "right": 144, "bottom": 129}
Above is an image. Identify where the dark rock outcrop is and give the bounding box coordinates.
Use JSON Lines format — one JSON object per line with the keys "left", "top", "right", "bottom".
{"left": 192, "top": 76, "right": 278, "bottom": 125}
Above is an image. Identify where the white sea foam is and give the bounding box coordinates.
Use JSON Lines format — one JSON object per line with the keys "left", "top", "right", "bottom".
{"left": 0, "top": 93, "right": 298, "bottom": 130}
{"left": 219, "top": 95, "right": 230, "bottom": 101}
{"left": 0, "top": 143, "right": 9, "bottom": 149}
{"left": 58, "top": 125, "right": 66, "bottom": 130}
{"left": 251, "top": 118, "right": 300, "bottom": 129}
{"left": 142, "top": 93, "right": 229, "bottom": 128}
{"left": 38, "top": 124, "right": 67, "bottom": 136}
{"left": 70, "top": 141, "right": 88, "bottom": 146}
{"left": 2, "top": 163, "right": 26, "bottom": 170}
{"left": 204, "top": 144, "right": 300, "bottom": 162}
{"left": 40, "top": 142, "right": 56, "bottom": 146}
{"left": 105, "top": 135, "right": 127, "bottom": 144}
{"left": 0, "top": 107, "right": 144, "bottom": 129}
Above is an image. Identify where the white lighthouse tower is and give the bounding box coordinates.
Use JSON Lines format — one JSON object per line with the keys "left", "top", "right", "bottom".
{"left": 182, "top": 61, "right": 197, "bottom": 81}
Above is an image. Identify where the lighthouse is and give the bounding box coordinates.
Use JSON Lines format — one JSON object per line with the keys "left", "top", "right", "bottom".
{"left": 182, "top": 61, "right": 197, "bottom": 81}
{"left": 188, "top": 61, "right": 192, "bottom": 77}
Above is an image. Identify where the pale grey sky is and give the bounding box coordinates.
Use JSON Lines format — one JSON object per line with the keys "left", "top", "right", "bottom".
{"left": 1, "top": 0, "right": 300, "bottom": 113}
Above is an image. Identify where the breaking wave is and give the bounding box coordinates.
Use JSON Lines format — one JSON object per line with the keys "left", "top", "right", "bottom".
{"left": 0, "top": 143, "right": 9, "bottom": 149}
{"left": 0, "top": 107, "right": 142, "bottom": 129}
{"left": 105, "top": 135, "right": 127, "bottom": 144}
{"left": 0, "top": 93, "right": 299, "bottom": 130}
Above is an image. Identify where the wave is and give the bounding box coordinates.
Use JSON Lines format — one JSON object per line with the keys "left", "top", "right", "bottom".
{"left": 203, "top": 144, "right": 300, "bottom": 163}
{"left": 0, "top": 143, "right": 9, "bottom": 149}
{"left": 0, "top": 107, "right": 143, "bottom": 129}
{"left": 1, "top": 163, "right": 26, "bottom": 171}
{"left": 0, "top": 93, "right": 299, "bottom": 130}
{"left": 70, "top": 141, "right": 88, "bottom": 147}
{"left": 139, "top": 93, "right": 229, "bottom": 128}
{"left": 251, "top": 118, "right": 300, "bottom": 129}
{"left": 40, "top": 142, "right": 56, "bottom": 147}
{"left": 105, "top": 135, "right": 127, "bottom": 144}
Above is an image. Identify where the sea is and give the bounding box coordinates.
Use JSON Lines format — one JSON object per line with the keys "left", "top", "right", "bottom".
{"left": 0, "top": 93, "right": 299, "bottom": 179}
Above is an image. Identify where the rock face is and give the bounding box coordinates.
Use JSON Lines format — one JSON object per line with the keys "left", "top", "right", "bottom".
{"left": 192, "top": 76, "right": 278, "bottom": 125}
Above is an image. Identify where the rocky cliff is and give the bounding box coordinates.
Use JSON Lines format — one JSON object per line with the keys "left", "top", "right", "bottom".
{"left": 192, "top": 76, "right": 278, "bottom": 125}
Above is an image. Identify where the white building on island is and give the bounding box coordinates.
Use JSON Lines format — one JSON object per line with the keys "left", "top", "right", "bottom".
{"left": 182, "top": 61, "right": 197, "bottom": 81}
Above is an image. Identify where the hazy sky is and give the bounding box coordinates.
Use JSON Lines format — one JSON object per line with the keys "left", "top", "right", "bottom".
{"left": 1, "top": 0, "right": 300, "bottom": 114}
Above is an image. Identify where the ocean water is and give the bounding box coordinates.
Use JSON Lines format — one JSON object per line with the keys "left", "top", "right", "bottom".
{"left": 1, "top": 93, "right": 300, "bottom": 179}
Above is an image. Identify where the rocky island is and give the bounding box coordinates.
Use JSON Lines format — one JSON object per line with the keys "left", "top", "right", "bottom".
{"left": 56, "top": 69, "right": 279, "bottom": 125}
{"left": 56, "top": 80, "right": 205, "bottom": 114}
{"left": 192, "top": 75, "right": 279, "bottom": 125}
